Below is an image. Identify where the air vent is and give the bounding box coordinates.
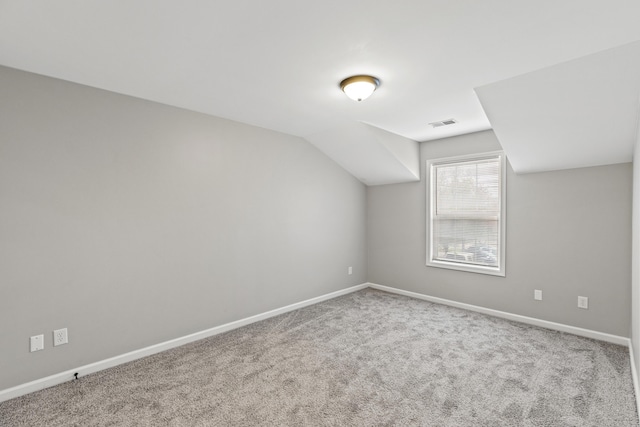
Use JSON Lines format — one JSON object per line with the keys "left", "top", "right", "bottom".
{"left": 429, "top": 118, "right": 457, "bottom": 128}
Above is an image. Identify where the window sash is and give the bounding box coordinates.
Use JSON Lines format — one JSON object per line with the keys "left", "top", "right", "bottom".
{"left": 427, "top": 152, "right": 505, "bottom": 276}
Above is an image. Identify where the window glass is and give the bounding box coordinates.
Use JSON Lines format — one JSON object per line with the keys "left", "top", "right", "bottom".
{"left": 427, "top": 152, "right": 505, "bottom": 276}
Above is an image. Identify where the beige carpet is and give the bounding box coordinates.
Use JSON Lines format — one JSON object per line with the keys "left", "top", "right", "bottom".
{"left": 0, "top": 289, "right": 638, "bottom": 426}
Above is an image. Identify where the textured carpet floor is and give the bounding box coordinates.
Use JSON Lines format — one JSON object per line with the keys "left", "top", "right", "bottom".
{"left": 0, "top": 289, "right": 637, "bottom": 426}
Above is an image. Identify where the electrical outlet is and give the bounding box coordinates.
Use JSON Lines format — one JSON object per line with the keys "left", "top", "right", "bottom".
{"left": 348, "top": 266, "right": 353, "bottom": 275}
{"left": 578, "top": 296, "right": 589, "bottom": 309}
{"left": 53, "top": 328, "right": 68, "bottom": 346}
{"left": 534, "top": 290, "right": 542, "bottom": 301}
{"left": 30, "top": 335, "right": 44, "bottom": 352}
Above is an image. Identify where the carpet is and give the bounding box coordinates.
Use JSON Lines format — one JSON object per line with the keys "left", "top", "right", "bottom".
{"left": 0, "top": 289, "right": 637, "bottom": 426}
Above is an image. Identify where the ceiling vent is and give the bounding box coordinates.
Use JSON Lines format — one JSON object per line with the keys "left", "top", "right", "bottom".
{"left": 429, "top": 119, "right": 457, "bottom": 128}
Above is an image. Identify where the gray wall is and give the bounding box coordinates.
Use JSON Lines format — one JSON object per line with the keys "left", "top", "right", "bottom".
{"left": 0, "top": 66, "right": 367, "bottom": 390}
{"left": 368, "top": 130, "right": 632, "bottom": 337}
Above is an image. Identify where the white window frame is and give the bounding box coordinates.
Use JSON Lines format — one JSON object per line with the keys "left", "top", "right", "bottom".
{"left": 426, "top": 151, "right": 506, "bottom": 277}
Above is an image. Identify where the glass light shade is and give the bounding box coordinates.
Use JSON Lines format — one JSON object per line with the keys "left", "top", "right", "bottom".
{"left": 340, "top": 75, "right": 379, "bottom": 102}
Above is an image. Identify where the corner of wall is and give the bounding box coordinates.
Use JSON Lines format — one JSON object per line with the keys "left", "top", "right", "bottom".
{"left": 631, "top": 96, "right": 640, "bottom": 388}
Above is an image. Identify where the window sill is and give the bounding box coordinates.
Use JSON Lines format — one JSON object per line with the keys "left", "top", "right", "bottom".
{"left": 427, "top": 259, "right": 505, "bottom": 277}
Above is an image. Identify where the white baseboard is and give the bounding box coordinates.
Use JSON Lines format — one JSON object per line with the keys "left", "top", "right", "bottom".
{"left": 368, "top": 283, "right": 629, "bottom": 346}
{"left": 629, "top": 342, "right": 640, "bottom": 416}
{"left": 369, "top": 283, "right": 640, "bottom": 416}
{"left": 2, "top": 281, "right": 635, "bottom": 406}
{"left": 0, "top": 283, "right": 368, "bottom": 403}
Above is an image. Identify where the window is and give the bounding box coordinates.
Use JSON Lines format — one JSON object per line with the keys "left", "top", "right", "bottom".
{"left": 426, "top": 151, "right": 506, "bottom": 276}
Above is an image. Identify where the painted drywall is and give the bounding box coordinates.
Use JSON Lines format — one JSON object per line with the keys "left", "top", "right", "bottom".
{"left": 305, "top": 122, "right": 420, "bottom": 186}
{"left": 0, "top": 66, "right": 367, "bottom": 390}
{"left": 367, "top": 130, "right": 632, "bottom": 337}
{"left": 632, "top": 117, "right": 640, "bottom": 375}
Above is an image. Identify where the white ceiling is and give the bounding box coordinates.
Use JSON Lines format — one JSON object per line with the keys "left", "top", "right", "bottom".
{"left": 476, "top": 41, "right": 640, "bottom": 173}
{"left": 1, "top": 1, "right": 640, "bottom": 182}
{"left": 305, "top": 123, "right": 420, "bottom": 186}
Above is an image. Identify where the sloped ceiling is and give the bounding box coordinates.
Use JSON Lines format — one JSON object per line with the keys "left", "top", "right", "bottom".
{"left": 1, "top": 1, "right": 640, "bottom": 183}
{"left": 305, "top": 123, "right": 420, "bottom": 186}
{"left": 475, "top": 41, "right": 640, "bottom": 174}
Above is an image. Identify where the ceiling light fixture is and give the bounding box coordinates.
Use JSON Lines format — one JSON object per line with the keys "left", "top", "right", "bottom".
{"left": 340, "top": 75, "right": 380, "bottom": 102}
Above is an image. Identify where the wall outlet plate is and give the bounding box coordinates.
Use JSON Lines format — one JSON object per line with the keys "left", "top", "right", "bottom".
{"left": 53, "top": 328, "right": 68, "bottom": 346}
{"left": 30, "top": 334, "right": 44, "bottom": 352}
{"left": 578, "top": 296, "right": 589, "bottom": 309}
{"left": 534, "top": 290, "right": 542, "bottom": 301}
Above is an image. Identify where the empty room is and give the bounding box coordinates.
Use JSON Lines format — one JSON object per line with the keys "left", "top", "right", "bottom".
{"left": 2, "top": 1, "right": 640, "bottom": 426}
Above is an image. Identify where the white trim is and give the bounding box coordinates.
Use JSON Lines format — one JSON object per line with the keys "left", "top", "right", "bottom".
{"left": 629, "top": 341, "right": 640, "bottom": 416}
{"left": 2, "top": 282, "right": 634, "bottom": 406}
{"left": 369, "top": 279, "right": 639, "bottom": 423}
{"left": 0, "top": 283, "right": 368, "bottom": 403}
{"left": 426, "top": 150, "right": 506, "bottom": 277}
{"left": 368, "top": 283, "right": 629, "bottom": 345}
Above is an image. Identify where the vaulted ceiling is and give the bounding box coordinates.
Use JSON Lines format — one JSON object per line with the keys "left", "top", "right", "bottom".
{"left": 1, "top": 1, "right": 639, "bottom": 184}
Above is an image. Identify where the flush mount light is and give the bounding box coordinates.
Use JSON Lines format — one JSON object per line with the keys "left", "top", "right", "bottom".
{"left": 340, "top": 75, "right": 380, "bottom": 102}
